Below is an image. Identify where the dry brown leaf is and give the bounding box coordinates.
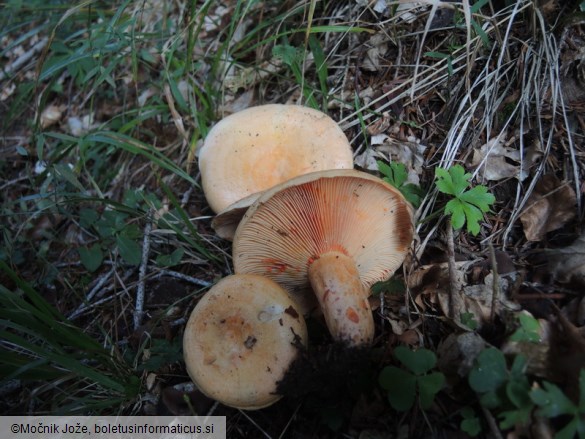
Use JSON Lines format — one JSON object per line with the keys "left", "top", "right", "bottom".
{"left": 519, "top": 175, "right": 577, "bottom": 241}
{"left": 409, "top": 262, "right": 519, "bottom": 330}
{"left": 362, "top": 33, "right": 388, "bottom": 72}
{"left": 471, "top": 134, "right": 541, "bottom": 182}
{"left": 547, "top": 232, "right": 585, "bottom": 285}
{"left": 40, "top": 104, "right": 64, "bottom": 129}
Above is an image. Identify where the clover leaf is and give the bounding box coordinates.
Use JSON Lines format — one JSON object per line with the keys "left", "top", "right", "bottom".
{"left": 379, "top": 346, "right": 445, "bottom": 411}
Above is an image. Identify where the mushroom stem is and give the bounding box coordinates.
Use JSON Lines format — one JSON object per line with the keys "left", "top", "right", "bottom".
{"left": 308, "top": 251, "right": 375, "bottom": 346}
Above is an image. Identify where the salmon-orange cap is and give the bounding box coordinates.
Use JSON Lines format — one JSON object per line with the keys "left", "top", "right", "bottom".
{"left": 183, "top": 274, "right": 308, "bottom": 409}
{"left": 199, "top": 104, "right": 353, "bottom": 215}
{"left": 232, "top": 169, "right": 415, "bottom": 315}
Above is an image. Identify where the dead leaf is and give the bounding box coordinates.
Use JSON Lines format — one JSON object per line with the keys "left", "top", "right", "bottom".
{"left": 437, "top": 332, "right": 486, "bottom": 386}
{"left": 409, "top": 263, "right": 519, "bottom": 330}
{"left": 549, "top": 309, "right": 585, "bottom": 402}
{"left": 67, "top": 114, "right": 96, "bottom": 136}
{"left": 362, "top": 33, "right": 388, "bottom": 72}
{"left": 40, "top": 104, "right": 64, "bottom": 129}
{"left": 471, "top": 134, "right": 541, "bottom": 182}
{"left": 547, "top": 232, "right": 585, "bottom": 285}
{"left": 396, "top": 2, "right": 425, "bottom": 23}
{"left": 354, "top": 134, "right": 425, "bottom": 186}
{"left": 519, "top": 175, "right": 576, "bottom": 241}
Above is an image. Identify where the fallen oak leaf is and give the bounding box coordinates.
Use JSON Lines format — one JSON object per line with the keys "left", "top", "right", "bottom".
{"left": 519, "top": 174, "right": 576, "bottom": 241}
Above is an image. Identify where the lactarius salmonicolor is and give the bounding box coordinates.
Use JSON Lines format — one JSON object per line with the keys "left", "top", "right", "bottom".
{"left": 232, "top": 169, "right": 414, "bottom": 346}
{"left": 183, "top": 274, "right": 308, "bottom": 410}
{"left": 198, "top": 104, "right": 354, "bottom": 239}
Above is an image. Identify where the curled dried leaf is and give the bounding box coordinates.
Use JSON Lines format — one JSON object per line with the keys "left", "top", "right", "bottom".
{"left": 519, "top": 175, "right": 576, "bottom": 241}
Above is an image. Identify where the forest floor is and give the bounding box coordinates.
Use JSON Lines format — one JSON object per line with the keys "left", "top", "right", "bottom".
{"left": 1, "top": 0, "right": 585, "bottom": 437}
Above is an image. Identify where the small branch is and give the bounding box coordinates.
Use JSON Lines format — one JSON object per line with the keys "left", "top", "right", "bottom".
{"left": 134, "top": 216, "right": 153, "bottom": 330}
{"left": 446, "top": 217, "right": 457, "bottom": 319}
{"left": 489, "top": 242, "right": 500, "bottom": 322}
{"left": 152, "top": 269, "right": 212, "bottom": 288}
{"left": 481, "top": 406, "right": 504, "bottom": 439}
{"left": 0, "top": 37, "right": 49, "bottom": 81}
{"left": 68, "top": 266, "right": 115, "bottom": 319}
{"left": 68, "top": 267, "right": 135, "bottom": 320}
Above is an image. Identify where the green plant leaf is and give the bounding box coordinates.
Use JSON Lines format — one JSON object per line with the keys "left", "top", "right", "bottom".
{"left": 379, "top": 366, "right": 417, "bottom": 411}
{"left": 460, "top": 407, "right": 482, "bottom": 437}
{"left": 377, "top": 160, "right": 423, "bottom": 207}
{"left": 401, "top": 183, "right": 424, "bottom": 207}
{"left": 479, "top": 390, "right": 503, "bottom": 409}
{"left": 78, "top": 244, "right": 103, "bottom": 272}
{"left": 378, "top": 160, "right": 408, "bottom": 188}
{"left": 531, "top": 381, "right": 577, "bottom": 418}
{"left": 460, "top": 312, "right": 479, "bottom": 330}
{"left": 436, "top": 165, "right": 495, "bottom": 235}
{"left": 556, "top": 417, "right": 582, "bottom": 439}
{"left": 461, "top": 201, "right": 484, "bottom": 235}
{"left": 498, "top": 406, "right": 532, "bottom": 429}
{"left": 459, "top": 185, "right": 496, "bottom": 213}
{"left": 156, "top": 248, "right": 184, "bottom": 267}
{"left": 469, "top": 348, "right": 507, "bottom": 393}
{"left": 79, "top": 208, "right": 99, "bottom": 228}
{"left": 116, "top": 235, "right": 141, "bottom": 265}
{"left": 445, "top": 198, "right": 466, "bottom": 230}
{"left": 394, "top": 346, "right": 437, "bottom": 375}
{"left": 435, "top": 165, "right": 470, "bottom": 196}
{"left": 510, "top": 313, "right": 541, "bottom": 342}
{"left": 418, "top": 371, "right": 445, "bottom": 409}
{"left": 506, "top": 380, "right": 533, "bottom": 409}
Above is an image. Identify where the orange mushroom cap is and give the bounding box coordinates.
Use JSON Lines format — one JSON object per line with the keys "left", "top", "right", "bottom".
{"left": 199, "top": 104, "right": 353, "bottom": 215}
{"left": 232, "top": 169, "right": 414, "bottom": 320}
{"left": 183, "top": 274, "right": 307, "bottom": 410}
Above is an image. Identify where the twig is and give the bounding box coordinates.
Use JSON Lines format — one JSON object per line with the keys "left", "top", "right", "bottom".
{"left": 68, "top": 289, "right": 127, "bottom": 320}
{"left": 446, "top": 217, "right": 457, "bottom": 319}
{"left": 278, "top": 403, "right": 302, "bottom": 439}
{"left": 68, "top": 267, "right": 135, "bottom": 320}
{"left": 0, "top": 37, "right": 49, "bottom": 82}
{"left": 488, "top": 242, "right": 500, "bottom": 322}
{"left": 134, "top": 216, "right": 153, "bottom": 330}
{"left": 152, "top": 269, "right": 212, "bottom": 288}
{"left": 237, "top": 410, "right": 272, "bottom": 439}
{"left": 481, "top": 405, "right": 504, "bottom": 439}
{"left": 68, "top": 266, "right": 115, "bottom": 319}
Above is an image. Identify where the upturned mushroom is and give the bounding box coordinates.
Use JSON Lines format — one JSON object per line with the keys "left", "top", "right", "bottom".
{"left": 183, "top": 274, "right": 307, "bottom": 410}
{"left": 232, "top": 169, "right": 414, "bottom": 346}
{"left": 198, "top": 104, "right": 354, "bottom": 239}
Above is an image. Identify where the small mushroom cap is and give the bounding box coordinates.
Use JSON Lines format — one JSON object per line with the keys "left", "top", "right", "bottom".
{"left": 199, "top": 104, "right": 353, "bottom": 213}
{"left": 183, "top": 274, "right": 308, "bottom": 410}
{"left": 233, "top": 169, "right": 414, "bottom": 315}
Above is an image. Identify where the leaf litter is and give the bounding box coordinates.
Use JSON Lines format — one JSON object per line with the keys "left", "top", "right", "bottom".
{"left": 2, "top": 0, "right": 585, "bottom": 437}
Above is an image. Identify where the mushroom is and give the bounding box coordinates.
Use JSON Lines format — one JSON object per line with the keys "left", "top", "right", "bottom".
{"left": 198, "top": 104, "right": 354, "bottom": 239}
{"left": 183, "top": 274, "right": 308, "bottom": 410}
{"left": 232, "top": 169, "right": 414, "bottom": 346}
